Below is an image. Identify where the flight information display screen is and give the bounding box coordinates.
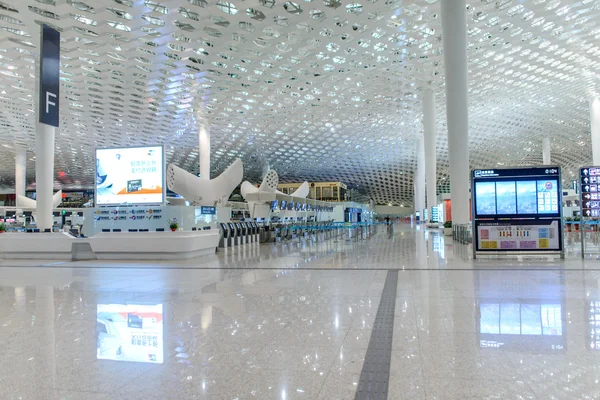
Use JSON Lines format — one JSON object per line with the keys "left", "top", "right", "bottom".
{"left": 473, "top": 168, "right": 561, "bottom": 218}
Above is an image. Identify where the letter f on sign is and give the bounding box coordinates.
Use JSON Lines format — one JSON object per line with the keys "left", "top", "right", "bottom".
{"left": 46, "top": 91, "right": 56, "bottom": 113}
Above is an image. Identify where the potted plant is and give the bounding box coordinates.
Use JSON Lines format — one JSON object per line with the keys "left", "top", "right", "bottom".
{"left": 169, "top": 218, "right": 179, "bottom": 232}
{"left": 565, "top": 217, "right": 573, "bottom": 232}
{"left": 443, "top": 221, "right": 452, "bottom": 236}
{"left": 0, "top": 222, "right": 5, "bottom": 233}
{"left": 574, "top": 215, "right": 581, "bottom": 232}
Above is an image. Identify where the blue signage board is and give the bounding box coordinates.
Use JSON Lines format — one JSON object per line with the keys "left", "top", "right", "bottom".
{"left": 200, "top": 206, "right": 216, "bottom": 215}
{"left": 39, "top": 24, "right": 60, "bottom": 127}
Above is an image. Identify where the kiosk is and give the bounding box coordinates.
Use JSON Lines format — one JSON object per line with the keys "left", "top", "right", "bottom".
{"left": 219, "top": 223, "right": 232, "bottom": 248}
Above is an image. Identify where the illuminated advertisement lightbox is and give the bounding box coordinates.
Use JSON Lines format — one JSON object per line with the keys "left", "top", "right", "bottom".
{"left": 96, "top": 146, "right": 164, "bottom": 206}
{"left": 97, "top": 304, "right": 164, "bottom": 364}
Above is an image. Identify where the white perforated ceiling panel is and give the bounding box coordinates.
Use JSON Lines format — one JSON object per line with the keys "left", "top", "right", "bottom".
{"left": 0, "top": 0, "right": 597, "bottom": 205}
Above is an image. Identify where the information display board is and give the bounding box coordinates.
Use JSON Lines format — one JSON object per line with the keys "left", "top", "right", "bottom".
{"left": 96, "top": 146, "right": 164, "bottom": 206}
{"left": 472, "top": 167, "right": 563, "bottom": 254}
{"left": 475, "top": 220, "right": 561, "bottom": 251}
{"left": 97, "top": 303, "right": 163, "bottom": 364}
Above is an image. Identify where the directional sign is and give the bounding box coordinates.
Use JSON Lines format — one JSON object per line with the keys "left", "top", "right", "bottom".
{"left": 580, "top": 167, "right": 600, "bottom": 217}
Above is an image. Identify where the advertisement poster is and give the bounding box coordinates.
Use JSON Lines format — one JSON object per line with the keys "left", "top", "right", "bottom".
{"left": 475, "top": 181, "right": 496, "bottom": 215}
{"left": 516, "top": 181, "right": 537, "bottom": 214}
{"left": 495, "top": 181, "right": 516, "bottom": 215}
{"left": 476, "top": 220, "right": 561, "bottom": 251}
{"left": 97, "top": 304, "right": 164, "bottom": 364}
{"left": 96, "top": 146, "right": 164, "bottom": 205}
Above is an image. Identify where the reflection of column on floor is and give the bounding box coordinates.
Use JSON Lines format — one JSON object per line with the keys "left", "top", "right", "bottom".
{"left": 416, "top": 229, "right": 426, "bottom": 267}
{"left": 35, "top": 286, "right": 56, "bottom": 387}
{"left": 14, "top": 287, "right": 26, "bottom": 314}
{"left": 419, "top": 262, "right": 440, "bottom": 335}
{"left": 568, "top": 272, "right": 586, "bottom": 351}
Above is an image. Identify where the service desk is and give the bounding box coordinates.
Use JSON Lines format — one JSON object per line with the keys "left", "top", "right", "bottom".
{"left": 0, "top": 231, "right": 219, "bottom": 261}
{"left": 88, "top": 231, "right": 219, "bottom": 260}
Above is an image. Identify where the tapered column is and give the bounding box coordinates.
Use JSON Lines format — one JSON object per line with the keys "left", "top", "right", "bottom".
{"left": 15, "top": 148, "right": 26, "bottom": 199}
{"left": 199, "top": 124, "right": 210, "bottom": 180}
{"left": 441, "top": 0, "right": 470, "bottom": 224}
{"left": 423, "top": 89, "right": 437, "bottom": 213}
{"left": 35, "top": 123, "right": 55, "bottom": 230}
{"left": 591, "top": 98, "right": 600, "bottom": 165}
{"left": 416, "top": 136, "right": 426, "bottom": 218}
{"left": 542, "top": 138, "right": 551, "bottom": 165}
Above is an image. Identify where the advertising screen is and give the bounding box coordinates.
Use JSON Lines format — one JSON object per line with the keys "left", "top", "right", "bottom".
{"left": 472, "top": 168, "right": 561, "bottom": 218}
{"left": 97, "top": 304, "right": 163, "bottom": 364}
{"left": 516, "top": 181, "right": 537, "bottom": 214}
{"left": 96, "top": 146, "right": 164, "bottom": 206}
{"left": 495, "top": 181, "right": 516, "bottom": 215}
{"left": 475, "top": 182, "right": 496, "bottom": 215}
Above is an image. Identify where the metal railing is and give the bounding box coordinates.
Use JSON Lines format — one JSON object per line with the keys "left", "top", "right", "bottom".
{"left": 453, "top": 223, "right": 472, "bottom": 244}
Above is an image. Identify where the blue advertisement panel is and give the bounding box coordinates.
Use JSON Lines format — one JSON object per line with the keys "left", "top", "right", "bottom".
{"left": 39, "top": 24, "right": 60, "bottom": 127}
{"left": 495, "top": 181, "right": 516, "bottom": 215}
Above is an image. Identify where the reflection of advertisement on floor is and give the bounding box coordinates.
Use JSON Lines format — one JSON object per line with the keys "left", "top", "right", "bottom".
{"left": 97, "top": 304, "right": 163, "bottom": 364}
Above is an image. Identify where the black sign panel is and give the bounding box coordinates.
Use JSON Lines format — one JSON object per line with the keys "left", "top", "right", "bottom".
{"left": 580, "top": 167, "right": 600, "bottom": 217}
{"left": 39, "top": 24, "right": 60, "bottom": 127}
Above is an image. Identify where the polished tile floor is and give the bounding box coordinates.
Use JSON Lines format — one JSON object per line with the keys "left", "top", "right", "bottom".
{"left": 2, "top": 225, "right": 600, "bottom": 399}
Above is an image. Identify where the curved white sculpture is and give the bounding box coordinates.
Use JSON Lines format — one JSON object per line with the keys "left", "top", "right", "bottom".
{"left": 240, "top": 170, "right": 310, "bottom": 199}
{"left": 167, "top": 159, "right": 243, "bottom": 206}
{"left": 282, "top": 181, "right": 309, "bottom": 198}
{"left": 241, "top": 169, "right": 279, "bottom": 198}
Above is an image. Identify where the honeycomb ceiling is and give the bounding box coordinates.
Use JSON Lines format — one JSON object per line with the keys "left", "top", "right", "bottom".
{"left": 0, "top": 0, "right": 598, "bottom": 205}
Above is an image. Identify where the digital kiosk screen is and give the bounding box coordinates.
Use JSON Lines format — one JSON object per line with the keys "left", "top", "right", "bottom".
{"left": 473, "top": 168, "right": 561, "bottom": 218}
{"left": 271, "top": 200, "right": 278, "bottom": 211}
{"left": 280, "top": 200, "right": 287, "bottom": 210}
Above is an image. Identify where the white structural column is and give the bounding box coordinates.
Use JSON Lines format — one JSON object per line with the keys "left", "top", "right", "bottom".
{"left": 199, "top": 124, "right": 210, "bottom": 180}
{"left": 591, "top": 97, "right": 600, "bottom": 165}
{"left": 35, "top": 123, "right": 55, "bottom": 231}
{"left": 415, "top": 136, "right": 426, "bottom": 217}
{"left": 423, "top": 89, "right": 437, "bottom": 213}
{"left": 15, "top": 148, "right": 26, "bottom": 199}
{"left": 441, "top": 0, "right": 470, "bottom": 224}
{"left": 542, "top": 138, "right": 551, "bottom": 165}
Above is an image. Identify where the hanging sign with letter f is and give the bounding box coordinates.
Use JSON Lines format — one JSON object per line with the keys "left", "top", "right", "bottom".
{"left": 39, "top": 24, "right": 60, "bottom": 127}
